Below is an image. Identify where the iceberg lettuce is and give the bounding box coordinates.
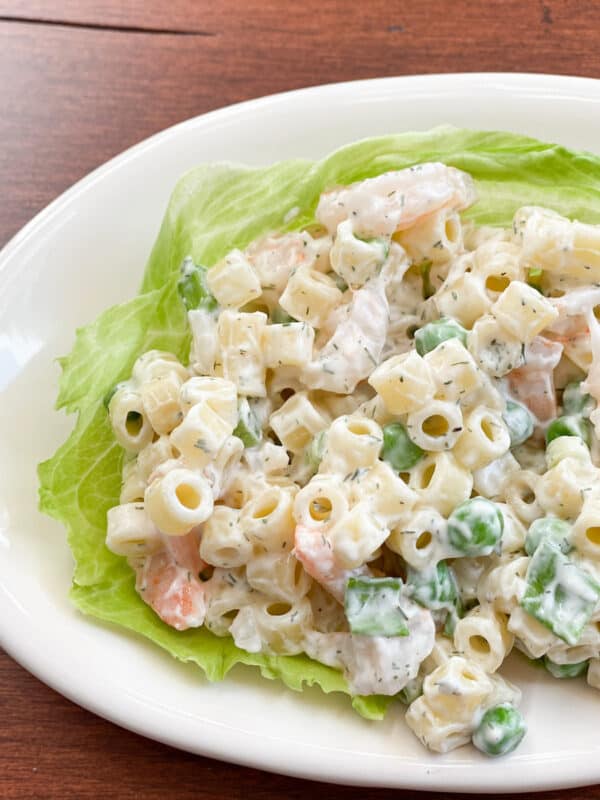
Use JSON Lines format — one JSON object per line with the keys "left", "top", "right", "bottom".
{"left": 38, "top": 125, "right": 600, "bottom": 719}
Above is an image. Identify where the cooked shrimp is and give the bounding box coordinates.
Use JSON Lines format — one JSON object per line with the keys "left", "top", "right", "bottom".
{"left": 132, "top": 530, "right": 208, "bottom": 630}
{"left": 508, "top": 336, "right": 563, "bottom": 422}
{"left": 301, "top": 278, "right": 389, "bottom": 393}
{"left": 544, "top": 288, "right": 600, "bottom": 372}
{"left": 545, "top": 287, "right": 600, "bottom": 344}
{"left": 303, "top": 601, "right": 435, "bottom": 695}
{"left": 316, "top": 163, "right": 477, "bottom": 238}
{"left": 293, "top": 524, "right": 369, "bottom": 603}
{"left": 246, "top": 231, "right": 328, "bottom": 293}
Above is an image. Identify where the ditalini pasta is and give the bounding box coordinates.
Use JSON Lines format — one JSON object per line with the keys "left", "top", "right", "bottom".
{"left": 104, "top": 163, "right": 600, "bottom": 757}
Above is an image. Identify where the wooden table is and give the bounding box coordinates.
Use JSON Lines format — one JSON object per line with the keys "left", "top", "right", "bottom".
{"left": 1, "top": 2, "right": 600, "bottom": 798}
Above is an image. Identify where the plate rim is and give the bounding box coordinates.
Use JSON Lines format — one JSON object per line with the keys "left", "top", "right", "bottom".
{"left": 3, "top": 71, "right": 600, "bottom": 791}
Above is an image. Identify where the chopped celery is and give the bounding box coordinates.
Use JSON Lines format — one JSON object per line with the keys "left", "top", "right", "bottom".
{"left": 304, "top": 430, "right": 326, "bottom": 474}
{"left": 525, "top": 516, "right": 571, "bottom": 556}
{"left": 520, "top": 538, "right": 600, "bottom": 645}
{"left": 397, "top": 675, "right": 423, "bottom": 705}
{"left": 406, "top": 562, "right": 459, "bottom": 612}
{"left": 407, "top": 562, "right": 462, "bottom": 635}
{"left": 543, "top": 656, "right": 589, "bottom": 679}
{"left": 177, "top": 257, "right": 218, "bottom": 312}
{"left": 233, "top": 397, "right": 262, "bottom": 447}
{"left": 562, "top": 380, "right": 595, "bottom": 418}
{"left": 344, "top": 576, "right": 409, "bottom": 637}
{"left": 545, "top": 414, "right": 591, "bottom": 447}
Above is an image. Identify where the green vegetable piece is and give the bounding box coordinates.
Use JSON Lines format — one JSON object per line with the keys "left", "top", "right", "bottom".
{"left": 304, "top": 430, "right": 326, "bottom": 474}
{"left": 398, "top": 675, "right": 423, "bottom": 705}
{"left": 407, "top": 562, "right": 462, "bottom": 635}
{"left": 382, "top": 422, "right": 424, "bottom": 471}
{"left": 271, "top": 305, "right": 297, "bottom": 324}
{"left": 406, "top": 562, "right": 459, "bottom": 612}
{"left": 562, "top": 381, "right": 595, "bottom": 418}
{"left": 233, "top": 398, "right": 262, "bottom": 447}
{"left": 447, "top": 497, "right": 504, "bottom": 557}
{"left": 520, "top": 538, "right": 600, "bottom": 645}
{"left": 442, "top": 607, "right": 460, "bottom": 637}
{"left": 525, "top": 516, "right": 571, "bottom": 556}
{"left": 176, "top": 257, "right": 218, "bottom": 312}
{"left": 472, "top": 704, "right": 527, "bottom": 757}
{"left": 545, "top": 414, "right": 591, "bottom": 447}
{"left": 344, "top": 576, "right": 409, "bottom": 637}
{"left": 543, "top": 656, "right": 589, "bottom": 679}
{"left": 526, "top": 267, "right": 544, "bottom": 292}
{"left": 353, "top": 234, "right": 390, "bottom": 261}
{"left": 414, "top": 317, "right": 468, "bottom": 356}
{"left": 502, "top": 400, "right": 534, "bottom": 447}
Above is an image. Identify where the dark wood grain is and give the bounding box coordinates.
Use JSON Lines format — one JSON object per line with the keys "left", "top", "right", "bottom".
{"left": 2, "top": 2, "right": 600, "bottom": 797}
{"left": 1, "top": 649, "right": 599, "bottom": 800}
{"left": 4, "top": 1, "right": 600, "bottom": 248}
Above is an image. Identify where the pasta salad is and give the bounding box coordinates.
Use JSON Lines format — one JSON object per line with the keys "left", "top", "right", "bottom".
{"left": 101, "top": 161, "right": 600, "bottom": 757}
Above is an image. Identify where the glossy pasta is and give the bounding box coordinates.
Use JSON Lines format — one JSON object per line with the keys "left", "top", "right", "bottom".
{"left": 104, "top": 162, "right": 600, "bottom": 757}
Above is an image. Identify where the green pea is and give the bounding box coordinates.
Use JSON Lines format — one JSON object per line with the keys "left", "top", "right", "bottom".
{"left": 304, "top": 430, "right": 326, "bottom": 474}
{"left": 414, "top": 317, "right": 467, "bottom": 356}
{"left": 382, "top": 422, "right": 424, "bottom": 472}
{"left": 525, "top": 516, "right": 571, "bottom": 556}
{"left": 233, "top": 398, "right": 262, "bottom": 447}
{"left": 472, "top": 704, "right": 527, "bottom": 757}
{"left": 344, "top": 576, "right": 408, "bottom": 637}
{"left": 177, "top": 257, "right": 218, "bottom": 312}
{"left": 562, "top": 380, "right": 595, "bottom": 418}
{"left": 543, "top": 656, "right": 589, "bottom": 679}
{"left": 447, "top": 497, "right": 504, "bottom": 557}
{"left": 545, "top": 414, "right": 591, "bottom": 447}
{"left": 502, "top": 400, "right": 534, "bottom": 447}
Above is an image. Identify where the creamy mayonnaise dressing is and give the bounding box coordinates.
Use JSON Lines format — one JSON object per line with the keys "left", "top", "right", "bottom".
{"left": 104, "top": 163, "right": 600, "bottom": 757}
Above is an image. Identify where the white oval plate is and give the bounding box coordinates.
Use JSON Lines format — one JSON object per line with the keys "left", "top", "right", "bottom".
{"left": 2, "top": 73, "right": 600, "bottom": 792}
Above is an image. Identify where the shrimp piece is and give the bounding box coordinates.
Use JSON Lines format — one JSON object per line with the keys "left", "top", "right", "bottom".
{"left": 545, "top": 316, "right": 589, "bottom": 345}
{"left": 301, "top": 278, "right": 389, "bottom": 393}
{"left": 245, "top": 231, "right": 327, "bottom": 293}
{"left": 508, "top": 336, "right": 563, "bottom": 422}
{"left": 544, "top": 289, "right": 600, "bottom": 371}
{"left": 316, "top": 163, "right": 477, "bottom": 238}
{"left": 303, "top": 601, "right": 435, "bottom": 695}
{"left": 545, "top": 287, "right": 600, "bottom": 344}
{"left": 293, "top": 524, "right": 369, "bottom": 603}
{"left": 132, "top": 530, "right": 208, "bottom": 631}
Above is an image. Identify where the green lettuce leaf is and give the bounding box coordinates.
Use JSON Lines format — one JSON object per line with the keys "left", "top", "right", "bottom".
{"left": 38, "top": 125, "right": 600, "bottom": 719}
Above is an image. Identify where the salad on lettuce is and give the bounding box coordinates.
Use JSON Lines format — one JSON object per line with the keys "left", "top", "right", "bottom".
{"left": 39, "top": 126, "right": 600, "bottom": 753}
